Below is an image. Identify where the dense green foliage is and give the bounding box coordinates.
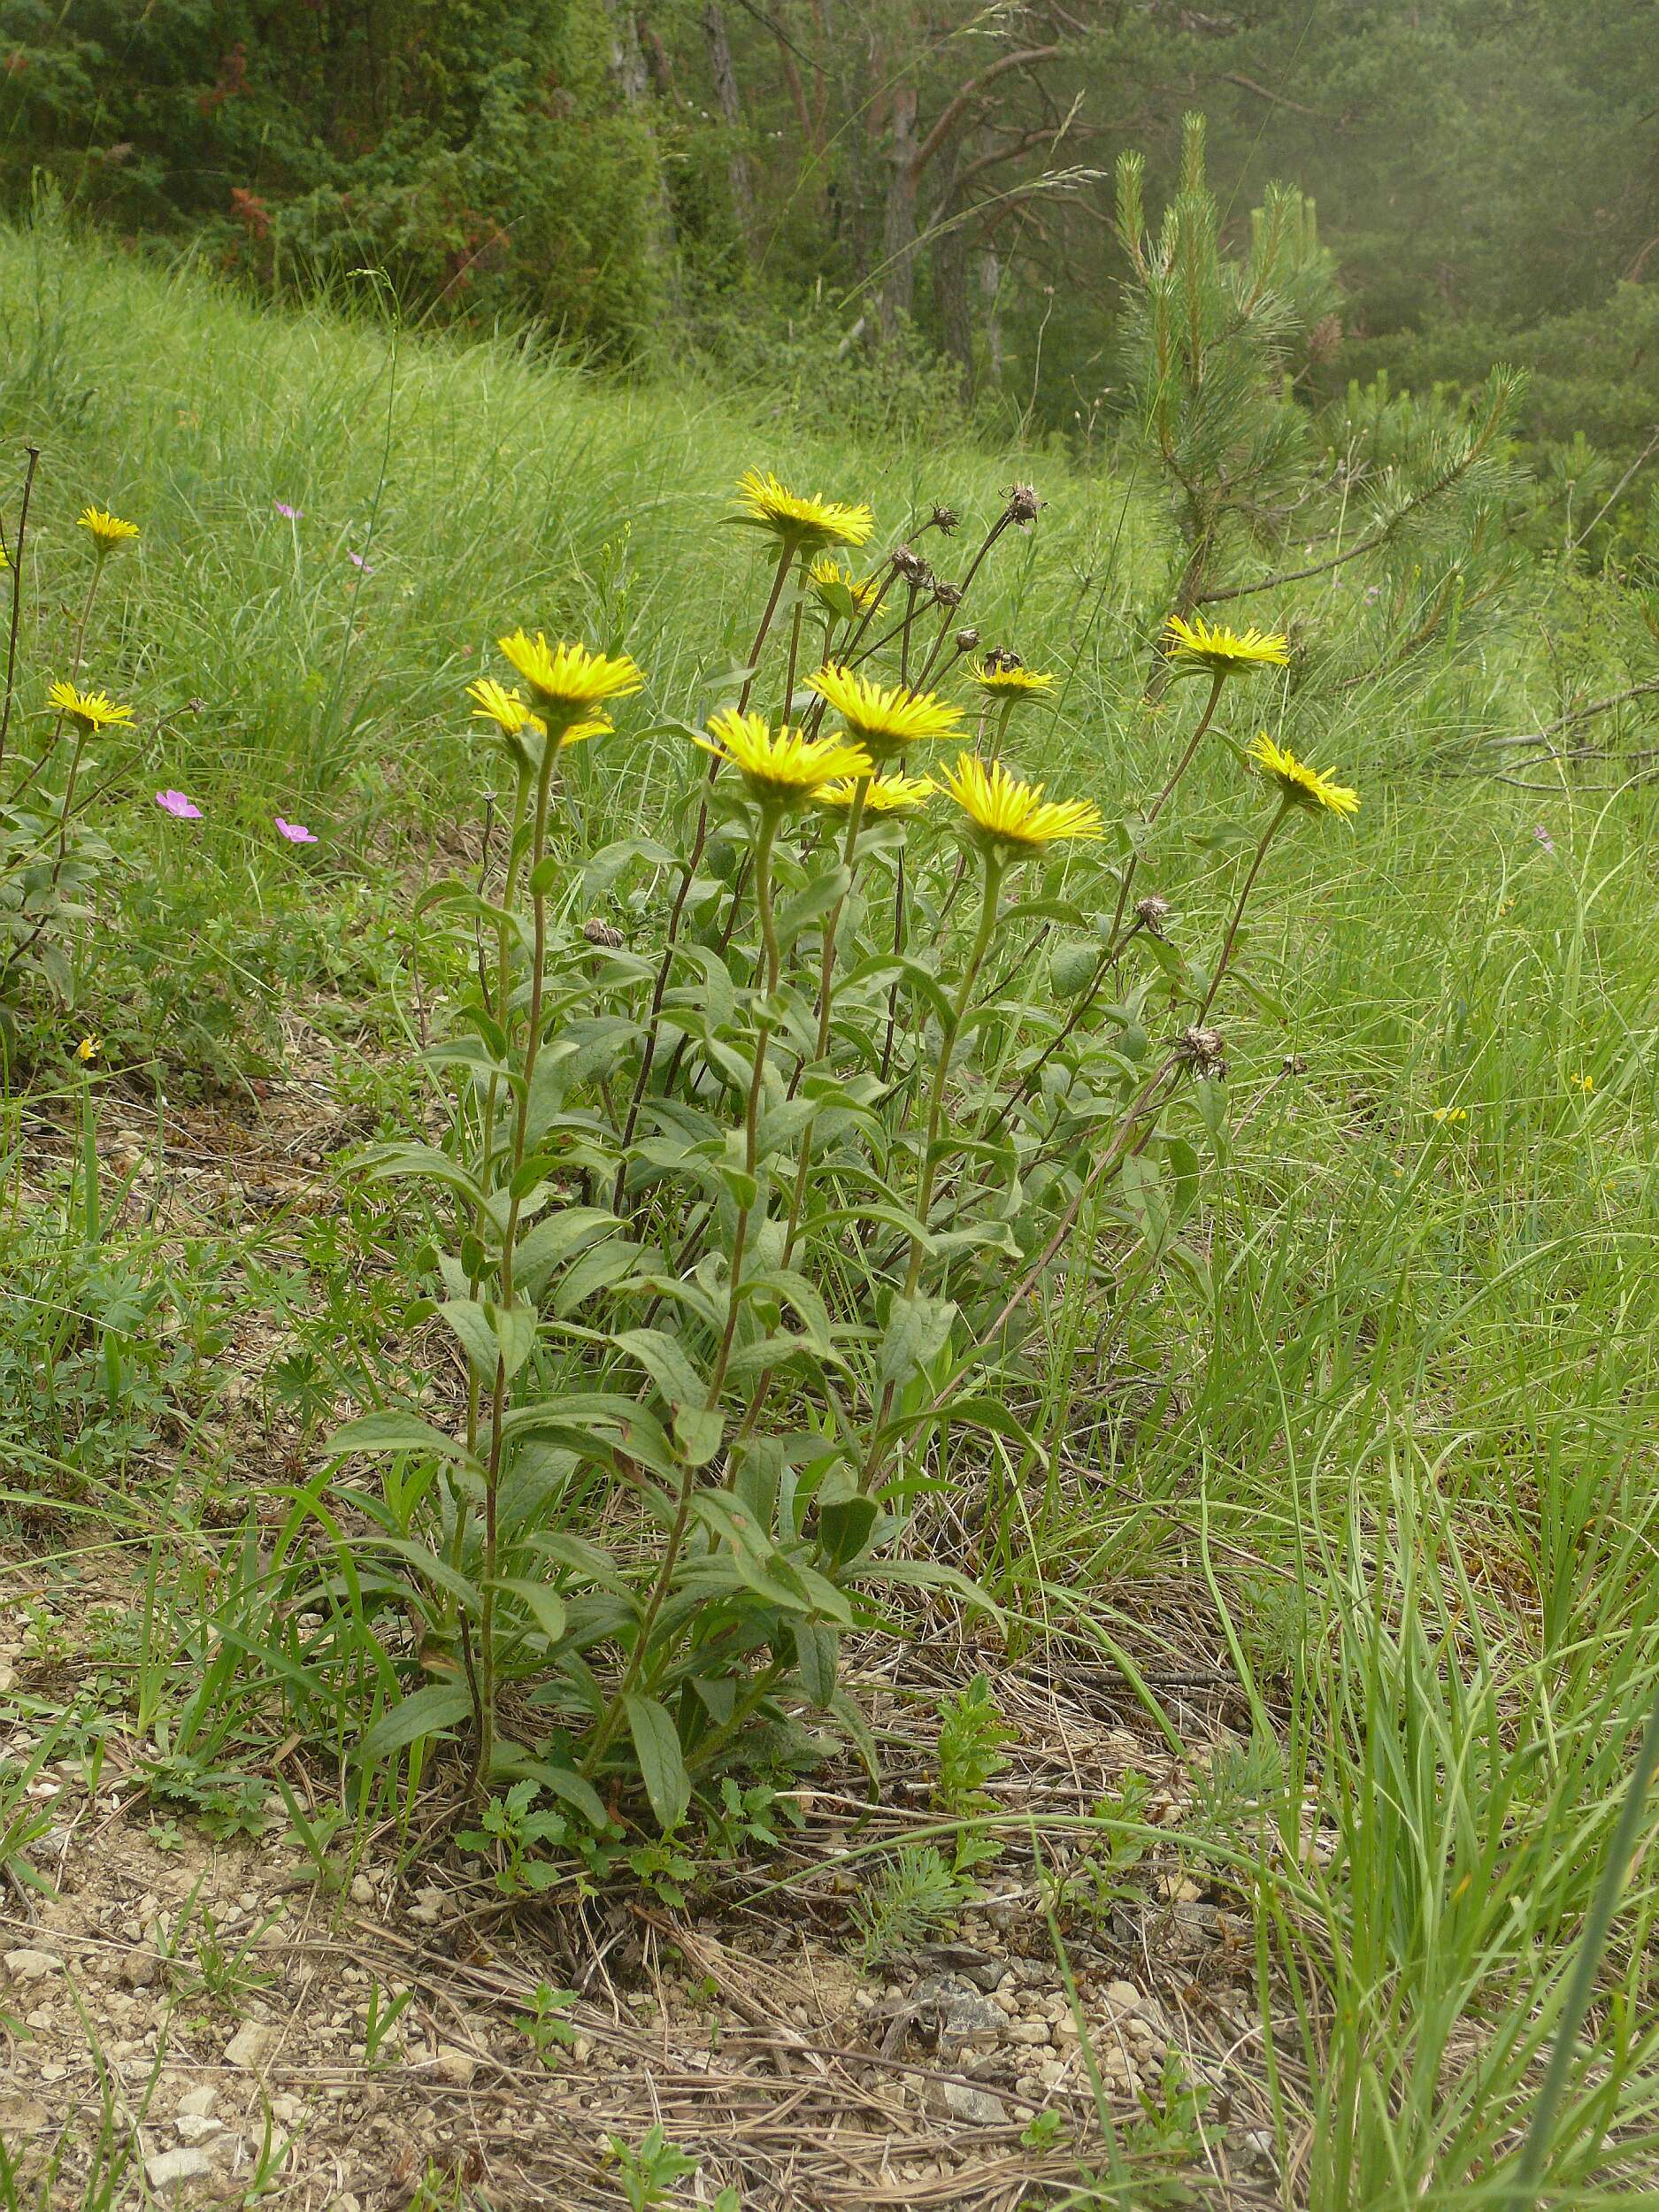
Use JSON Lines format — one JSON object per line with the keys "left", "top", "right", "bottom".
{"left": 4, "top": 1, "right": 1657, "bottom": 481}
{"left": 4, "top": 211, "right": 1659, "bottom": 2207}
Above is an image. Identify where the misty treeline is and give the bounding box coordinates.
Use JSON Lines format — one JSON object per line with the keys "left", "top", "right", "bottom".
{"left": 3, "top": 2, "right": 1656, "bottom": 473}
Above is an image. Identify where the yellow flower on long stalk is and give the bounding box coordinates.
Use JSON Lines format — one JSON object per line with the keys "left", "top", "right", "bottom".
{"left": 939, "top": 754, "right": 1102, "bottom": 856}
{"left": 1248, "top": 733, "right": 1359, "bottom": 818}
{"left": 733, "top": 470, "right": 874, "bottom": 551}
{"left": 967, "top": 657, "right": 1056, "bottom": 703}
{"left": 817, "top": 772, "right": 934, "bottom": 814}
{"left": 46, "top": 680, "right": 134, "bottom": 732}
{"left": 468, "top": 678, "right": 613, "bottom": 751}
{"left": 694, "top": 710, "right": 872, "bottom": 807}
{"left": 808, "top": 555, "right": 881, "bottom": 615}
{"left": 804, "top": 664, "right": 964, "bottom": 761}
{"left": 77, "top": 507, "right": 140, "bottom": 556}
{"left": 495, "top": 632, "right": 643, "bottom": 724}
{"left": 1164, "top": 612, "right": 1289, "bottom": 680}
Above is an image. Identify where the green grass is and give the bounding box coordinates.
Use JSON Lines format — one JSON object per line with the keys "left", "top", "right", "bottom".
{"left": 3, "top": 213, "right": 1659, "bottom": 2208}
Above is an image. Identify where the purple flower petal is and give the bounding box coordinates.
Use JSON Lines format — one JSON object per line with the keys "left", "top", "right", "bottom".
{"left": 155, "top": 788, "right": 204, "bottom": 820}
{"left": 1532, "top": 825, "right": 1555, "bottom": 853}
{"left": 347, "top": 551, "right": 375, "bottom": 573}
{"left": 274, "top": 501, "right": 303, "bottom": 520}
{"left": 274, "top": 816, "right": 318, "bottom": 844}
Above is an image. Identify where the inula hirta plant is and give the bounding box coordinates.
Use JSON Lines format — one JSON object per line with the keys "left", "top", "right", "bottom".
{"left": 315, "top": 469, "right": 1356, "bottom": 1841}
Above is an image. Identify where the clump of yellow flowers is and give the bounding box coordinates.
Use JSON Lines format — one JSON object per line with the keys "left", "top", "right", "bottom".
{"left": 337, "top": 466, "right": 1358, "bottom": 1834}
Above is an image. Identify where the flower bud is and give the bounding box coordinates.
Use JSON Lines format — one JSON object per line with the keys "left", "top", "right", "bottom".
{"left": 891, "top": 544, "right": 932, "bottom": 586}
{"left": 955, "top": 626, "right": 980, "bottom": 655}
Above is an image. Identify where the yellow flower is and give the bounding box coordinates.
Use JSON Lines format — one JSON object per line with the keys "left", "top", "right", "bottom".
{"left": 495, "top": 632, "right": 643, "bottom": 720}
{"left": 733, "top": 470, "right": 873, "bottom": 551}
{"left": 817, "top": 772, "right": 935, "bottom": 813}
{"left": 1164, "top": 612, "right": 1289, "bottom": 679}
{"left": 1248, "top": 733, "right": 1358, "bottom": 819}
{"left": 968, "top": 657, "right": 1056, "bottom": 703}
{"left": 47, "top": 680, "right": 134, "bottom": 732}
{"left": 939, "top": 753, "right": 1102, "bottom": 855}
{"left": 467, "top": 677, "right": 612, "bottom": 751}
{"left": 1571, "top": 1071, "right": 1595, "bottom": 1094}
{"left": 693, "top": 710, "right": 872, "bottom": 806}
{"left": 803, "top": 664, "right": 964, "bottom": 760}
{"left": 77, "top": 506, "right": 140, "bottom": 555}
{"left": 1431, "top": 1106, "right": 1468, "bottom": 1125}
{"left": 75, "top": 1036, "right": 101, "bottom": 1064}
{"left": 808, "top": 555, "right": 880, "bottom": 615}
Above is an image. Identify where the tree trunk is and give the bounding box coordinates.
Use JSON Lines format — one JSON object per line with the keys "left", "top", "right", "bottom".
{"left": 603, "top": 1, "right": 680, "bottom": 299}
{"left": 879, "top": 83, "right": 919, "bottom": 336}
{"left": 703, "top": 3, "right": 757, "bottom": 262}
{"left": 978, "top": 249, "right": 1004, "bottom": 386}
{"left": 930, "top": 139, "right": 973, "bottom": 396}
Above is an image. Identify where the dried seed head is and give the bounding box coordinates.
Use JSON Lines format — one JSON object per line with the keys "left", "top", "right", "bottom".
{"left": 1134, "top": 894, "right": 1172, "bottom": 938}
{"left": 1004, "top": 481, "right": 1042, "bottom": 528}
{"left": 891, "top": 543, "right": 933, "bottom": 586}
{"left": 931, "top": 579, "right": 963, "bottom": 610}
{"left": 955, "top": 626, "right": 981, "bottom": 655}
{"left": 930, "top": 503, "right": 961, "bottom": 535}
{"left": 583, "top": 918, "right": 625, "bottom": 949}
{"left": 1281, "top": 1052, "right": 1307, "bottom": 1075}
{"left": 1179, "top": 1024, "right": 1227, "bottom": 1079}
{"left": 983, "top": 644, "right": 1025, "bottom": 673}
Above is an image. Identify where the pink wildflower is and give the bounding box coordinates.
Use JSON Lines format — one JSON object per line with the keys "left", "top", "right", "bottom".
{"left": 274, "top": 817, "right": 318, "bottom": 844}
{"left": 274, "top": 502, "right": 303, "bottom": 520}
{"left": 155, "top": 789, "right": 203, "bottom": 820}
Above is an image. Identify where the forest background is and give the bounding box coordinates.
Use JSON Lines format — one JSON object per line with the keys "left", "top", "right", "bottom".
{"left": 3, "top": 0, "right": 1655, "bottom": 515}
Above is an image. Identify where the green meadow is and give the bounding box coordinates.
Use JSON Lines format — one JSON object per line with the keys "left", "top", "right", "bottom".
{"left": 2, "top": 217, "right": 1658, "bottom": 2210}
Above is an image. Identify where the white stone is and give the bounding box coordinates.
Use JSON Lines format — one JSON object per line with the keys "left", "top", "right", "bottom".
{"left": 3, "top": 1948, "right": 60, "bottom": 1980}
{"left": 434, "top": 2045, "right": 478, "bottom": 2086}
{"left": 225, "top": 2022, "right": 279, "bottom": 2070}
{"left": 177, "top": 2086, "right": 218, "bottom": 2118}
{"left": 174, "top": 2115, "right": 223, "bottom": 2145}
{"left": 144, "top": 2147, "right": 213, "bottom": 2189}
{"left": 349, "top": 1875, "right": 373, "bottom": 1905}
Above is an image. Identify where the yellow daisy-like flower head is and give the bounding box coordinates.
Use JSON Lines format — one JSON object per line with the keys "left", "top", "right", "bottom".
{"left": 1431, "top": 1105, "right": 1468, "bottom": 1125}
{"left": 803, "top": 664, "right": 964, "bottom": 761}
{"left": 75, "top": 1035, "right": 101, "bottom": 1064}
{"left": 1248, "top": 733, "right": 1359, "bottom": 819}
{"left": 808, "top": 555, "right": 881, "bottom": 617}
{"left": 77, "top": 507, "right": 140, "bottom": 556}
{"left": 1164, "top": 612, "right": 1289, "bottom": 680}
{"left": 47, "top": 679, "right": 134, "bottom": 733}
{"left": 495, "top": 631, "right": 642, "bottom": 724}
{"left": 939, "top": 753, "right": 1102, "bottom": 859}
{"left": 817, "top": 772, "right": 935, "bottom": 814}
{"left": 467, "top": 677, "right": 544, "bottom": 737}
{"left": 733, "top": 470, "right": 873, "bottom": 552}
{"left": 694, "top": 710, "right": 873, "bottom": 809}
{"left": 467, "top": 676, "right": 611, "bottom": 753}
{"left": 968, "top": 657, "right": 1056, "bottom": 703}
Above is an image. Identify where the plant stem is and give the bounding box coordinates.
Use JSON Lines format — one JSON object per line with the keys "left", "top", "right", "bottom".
{"left": 474, "top": 730, "right": 563, "bottom": 1779}
{"left": 585, "top": 805, "right": 785, "bottom": 1780}
{"left": 1197, "top": 796, "right": 1291, "bottom": 1023}
{"left": 1107, "top": 667, "right": 1225, "bottom": 952}
{"left": 614, "top": 541, "right": 795, "bottom": 1209}
{"left": 0, "top": 445, "right": 40, "bottom": 774}
{"left": 862, "top": 854, "right": 1003, "bottom": 1492}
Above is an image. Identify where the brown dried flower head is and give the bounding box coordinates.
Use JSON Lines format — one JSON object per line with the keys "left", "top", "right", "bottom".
{"left": 1004, "top": 482, "right": 1042, "bottom": 528}
{"left": 583, "top": 918, "right": 625, "bottom": 949}
{"left": 1179, "top": 1025, "right": 1227, "bottom": 1079}
{"left": 1134, "top": 894, "right": 1172, "bottom": 938}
